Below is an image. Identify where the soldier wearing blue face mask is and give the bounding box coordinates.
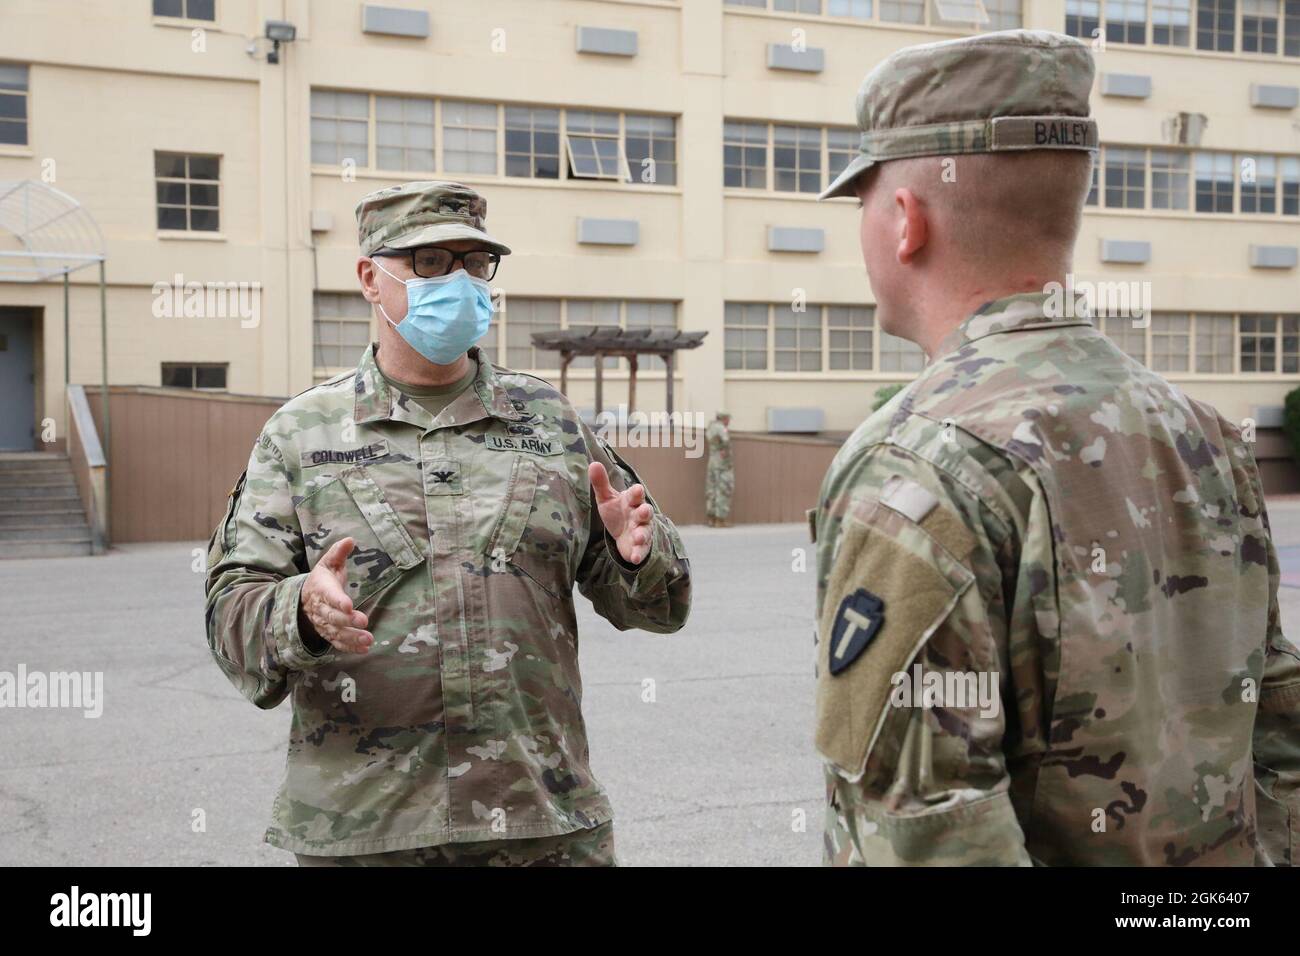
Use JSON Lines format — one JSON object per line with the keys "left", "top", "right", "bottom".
{"left": 203, "top": 180, "right": 693, "bottom": 867}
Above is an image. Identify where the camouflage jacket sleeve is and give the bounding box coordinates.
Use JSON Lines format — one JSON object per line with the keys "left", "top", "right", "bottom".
{"left": 816, "top": 437, "right": 1032, "bottom": 866}
{"left": 203, "top": 430, "right": 327, "bottom": 709}
{"left": 575, "top": 424, "right": 691, "bottom": 634}
{"left": 1249, "top": 468, "right": 1300, "bottom": 866}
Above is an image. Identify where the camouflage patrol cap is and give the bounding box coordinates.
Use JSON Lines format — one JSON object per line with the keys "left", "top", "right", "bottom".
{"left": 819, "top": 29, "right": 1098, "bottom": 201}
{"left": 355, "top": 180, "right": 512, "bottom": 256}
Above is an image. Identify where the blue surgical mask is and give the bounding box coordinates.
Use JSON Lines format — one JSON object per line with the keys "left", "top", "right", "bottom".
{"left": 372, "top": 256, "right": 493, "bottom": 365}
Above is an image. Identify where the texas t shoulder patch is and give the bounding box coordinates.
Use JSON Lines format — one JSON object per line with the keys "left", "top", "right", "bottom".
{"left": 828, "top": 587, "right": 885, "bottom": 676}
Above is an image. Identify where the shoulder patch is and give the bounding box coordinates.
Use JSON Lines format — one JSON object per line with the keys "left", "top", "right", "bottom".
{"left": 829, "top": 588, "right": 885, "bottom": 675}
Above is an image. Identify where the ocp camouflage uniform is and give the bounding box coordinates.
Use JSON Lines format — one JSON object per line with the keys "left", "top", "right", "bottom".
{"left": 705, "top": 418, "right": 734, "bottom": 521}
{"left": 813, "top": 293, "right": 1300, "bottom": 866}
{"left": 205, "top": 344, "right": 692, "bottom": 858}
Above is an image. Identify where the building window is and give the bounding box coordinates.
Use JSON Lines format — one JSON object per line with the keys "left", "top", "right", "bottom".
{"left": 442, "top": 100, "right": 498, "bottom": 175}
{"left": 773, "top": 125, "right": 822, "bottom": 194}
{"left": 774, "top": 306, "right": 822, "bottom": 371}
{"left": 162, "top": 362, "right": 227, "bottom": 389}
{"left": 1085, "top": 153, "right": 1099, "bottom": 206}
{"left": 565, "top": 110, "right": 625, "bottom": 180}
{"left": 155, "top": 152, "right": 219, "bottom": 232}
{"left": 1195, "top": 314, "right": 1234, "bottom": 372}
{"left": 625, "top": 300, "right": 677, "bottom": 369}
{"left": 0, "top": 63, "right": 27, "bottom": 147}
{"left": 625, "top": 114, "right": 677, "bottom": 186}
{"left": 1107, "top": 0, "right": 1147, "bottom": 40}
{"left": 827, "top": 306, "right": 874, "bottom": 370}
{"left": 1243, "top": 0, "right": 1282, "bottom": 51}
{"left": 313, "top": 293, "right": 372, "bottom": 371}
{"left": 1241, "top": 155, "right": 1277, "bottom": 213}
{"left": 1105, "top": 147, "right": 1146, "bottom": 208}
{"left": 1240, "top": 315, "right": 1278, "bottom": 372}
{"left": 1287, "top": 0, "right": 1300, "bottom": 54}
{"left": 724, "top": 122, "right": 768, "bottom": 189}
{"left": 1283, "top": 158, "right": 1300, "bottom": 214}
{"left": 726, "top": 0, "right": 767, "bottom": 7}
{"left": 1102, "top": 315, "right": 1147, "bottom": 363}
{"left": 374, "top": 95, "right": 434, "bottom": 172}
{"left": 725, "top": 303, "right": 770, "bottom": 370}
{"left": 1150, "top": 150, "right": 1190, "bottom": 209}
{"left": 1066, "top": 0, "right": 1101, "bottom": 37}
{"left": 566, "top": 300, "right": 620, "bottom": 369}
{"left": 153, "top": 0, "right": 215, "bottom": 20}
{"left": 310, "top": 90, "right": 368, "bottom": 166}
{"left": 880, "top": 0, "right": 925, "bottom": 21}
{"left": 878, "top": 330, "right": 924, "bottom": 372}
{"left": 828, "top": 0, "right": 874, "bottom": 16}
{"left": 1197, "top": 0, "right": 1236, "bottom": 50}
{"left": 503, "top": 298, "right": 560, "bottom": 369}
{"left": 827, "top": 128, "right": 858, "bottom": 183}
{"left": 1194, "top": 151, "right": 1234, "bottom": 212}
{"left": 775, "top": 0, "right": 823, "bottom": 10}
{"left": 1150, "top": 314, "right": 1191, "bottom": 371}
{"left": 1153, "top": 0, "right": 1194, "bottom": 43}
{"left": 504, "top": 106, "right": 561, "bottom": 180}
{"left": 984, "top": 0, "right": 1023, "bottom": 27}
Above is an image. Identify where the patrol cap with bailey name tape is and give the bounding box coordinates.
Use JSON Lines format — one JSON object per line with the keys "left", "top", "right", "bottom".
{"left": 819, "top": 29, "right": 1098, "bottom": 201}
{"left": 355, "top": 180, "right": 512, "bottom": 256}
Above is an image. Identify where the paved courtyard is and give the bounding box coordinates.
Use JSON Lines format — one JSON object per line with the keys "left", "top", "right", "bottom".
{"left": 4, "top": 504, "right": 1300, "bottom": 867}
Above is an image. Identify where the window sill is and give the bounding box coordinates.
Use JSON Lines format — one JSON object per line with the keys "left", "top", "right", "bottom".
{"left": 724, "top": 6, "right": 973, "bottom": 37}
{"left": 310, "top": 166, "right": 682, "bottom": 195}
{"left": 724, "top": 371, "right": 921, "bottom": 381}
{"left": 0, "top": 145, "right": 33, "bottom": 158}
{"left": 152, "top": 16, "right": 218, "bottom": 29}
{"left": 157, "top": 230, "right": 227, "bottom": 241}
{"left": 1086, "top": 37, "right": 1300, "bottom": 66}
{"left": 1084, "top": 206, "right": 1300, "bottom": 225}
{"left": 724, "top": 188, "right": 850, "bottom": 202}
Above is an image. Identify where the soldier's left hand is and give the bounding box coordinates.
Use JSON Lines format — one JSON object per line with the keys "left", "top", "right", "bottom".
{"left": 589, "top": 461, "right": 653, "bottom": 566}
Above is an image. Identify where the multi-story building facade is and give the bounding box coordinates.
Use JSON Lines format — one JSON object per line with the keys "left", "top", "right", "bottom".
{"left": 1, "top": 0, "right": 1297, "bottom": 450}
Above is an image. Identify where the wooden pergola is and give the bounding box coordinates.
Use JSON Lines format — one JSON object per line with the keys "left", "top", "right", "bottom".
{"left": 531, "top": 326, "right": 706, "bottom": 416}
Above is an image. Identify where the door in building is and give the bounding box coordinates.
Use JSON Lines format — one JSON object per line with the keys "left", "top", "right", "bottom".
{"left": 0, "top": 308, "right": 36, "bottom": 450}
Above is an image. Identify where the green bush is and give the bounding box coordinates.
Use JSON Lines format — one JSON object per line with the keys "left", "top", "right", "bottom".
{"left": 872, "top": 383, "right": 906, "bottom": 412}
{"left": 1284, "top": 386, "right": 1300, "bottom": 464}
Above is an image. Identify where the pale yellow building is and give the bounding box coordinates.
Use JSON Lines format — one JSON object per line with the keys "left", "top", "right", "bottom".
{"left": 1, "top": 0, "right": 1298, "bottom": 452}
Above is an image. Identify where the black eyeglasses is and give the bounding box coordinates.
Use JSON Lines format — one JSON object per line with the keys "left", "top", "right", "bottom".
{"left": 381, "top": 247, "right": 501, "bottom": 281}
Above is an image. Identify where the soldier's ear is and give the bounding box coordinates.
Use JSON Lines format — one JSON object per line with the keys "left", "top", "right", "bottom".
{"left": 894, "top": 188, "right": 928, "bottom": 265}
{"left": 356, "top": 257, "right": 382, "bottom": 303}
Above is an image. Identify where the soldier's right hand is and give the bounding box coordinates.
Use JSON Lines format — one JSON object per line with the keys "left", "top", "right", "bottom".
{"left": 299, "top": 537, "right": 374, "bottom": 654}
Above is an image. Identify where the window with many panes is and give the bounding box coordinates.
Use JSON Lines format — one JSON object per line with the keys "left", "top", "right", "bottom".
{"left": 504, "top": 106, "right": 560, "bottom": 180}
{"left": 375, "top": 95, "right": 434, "bottom": 172}
{"left": 0, "top": 63, "right": 27, "bottom": 146}
{"left": 1106, "top": 0, "right": 1147, "bottom": 40}
{"left": 1150, "top": 150, "right": 1190, "bottom": 209}
{"left": 828, "top": 0, "right": 873, "bottom": 16}
{"left": 827, "top": 306, "right": 874, "bottom": 370}
{"left": 1287, "top": 0, "right": 1300, "bottom": 53}
{"left": 1085, "top": 153, "right": 1100, "bottom": 205}
{"left": 984, "top": 0, "right": 1024, "bottom": 26}
{"left": 1102, "top": 315, "right": 1147, "bottom": 363}
{"left": 153, "top": 0, "right": 214, "bottom": 20}
{"left": 625, "top": 114, "right": 677, "bottom": 186}
{"left": 566, "top": 300, "right": 620, "bottom": 369}
{"left": 827, "top": 129, "right": 858, "bottom": 182}
{"left": 1241, "top": 315, "right": 1278, "bottom": 371}
{"left": 1241, "top": 155, "right": 1277, "bottom": 213}
{"left": 773, "top": 126, "right": 822, "bottom": 194}
{"left": 1243, "top": 0, "right": 1282, "bottom": 51}
{"left": 774, "top": 306, "right": 822, "bottom": 371}
{"left": 1284, "top": 158, "right": 1300, "bottom": 214}
{"left": 1194, "top": 151, "right": 1233, "bottom": 212}
{"left": 724, "top": 122, "right": 768, "bottom": 189}
{"left": 626, "top": 300, "right": 677, "bottom": 370}
{"left": 878, "top": 330, "right": 925, "bottom": 372}
{"left": 503, "top": 298, "right": 561, "bottom": 369}
{"left": 775, "top": 0, "right": 822, "bottom": 10}
{"left": 310, "top": 90, "right": 368, "bottom": 166}
{"left": 1153, "top": 0, "right": 1194, "bottom": 42}
{"left": 565, "top": 110, "right": 625, "bottom": 180}
{"left": 1197, "top": 0, "right": 1236, "bottom": 50}
{"left": 1150, "top": 314, "right": 1191, "bottom": 371}
{"left": 1195, "top": 315, "right": 1234, "bottom": 372}
{"left": 155, "top": 152, "right": 219, "bottom": 232}
{"left": 313, "top": 293, "right": 372, "bottom": 371}
{"left": 162, "top": 362, "right": 226, "bottom": 389}
{"left": 1105, "top": 148, "right": 1146, "bottom": 208}
{"left": 1066, "top": 0, "right": 1101, "bottom": 36}
{"left": 881, "top": 0, "right": 925, "bottom": 20}
{"left": 725, "top": 303, "right": 770, "bottom": 370}
{"left": 443, "top": 100, "right": 498, "bottom": 174}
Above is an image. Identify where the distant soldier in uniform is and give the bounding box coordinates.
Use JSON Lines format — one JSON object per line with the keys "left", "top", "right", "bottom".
{"left": 705, "top": 410, "right": 734, "bottom": 527}
{"left": 205, "top": 181, "right": 692, "bottom": 866}
{"left": 812, "top": 31, "right": 1299, "bottom": 865}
